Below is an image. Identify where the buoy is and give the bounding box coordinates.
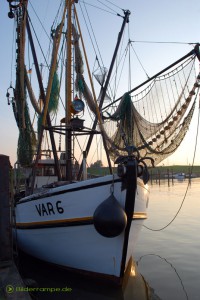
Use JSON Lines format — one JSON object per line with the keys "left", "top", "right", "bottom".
{"left": 93, "top": 194, "right": 127, "bottom": 238}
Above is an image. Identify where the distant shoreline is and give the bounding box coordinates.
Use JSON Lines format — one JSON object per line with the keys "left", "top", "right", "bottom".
{"left": 88, "top": 165, "right": 200, "bottom": 178}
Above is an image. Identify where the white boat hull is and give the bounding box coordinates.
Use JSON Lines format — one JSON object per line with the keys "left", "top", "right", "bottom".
{"left": 15, "top": 175, "right": 149, "bottom": 280}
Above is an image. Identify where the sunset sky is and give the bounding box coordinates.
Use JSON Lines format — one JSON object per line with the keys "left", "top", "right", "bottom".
{"left": 0, "top": 0, "right": 200, "bottom": 167}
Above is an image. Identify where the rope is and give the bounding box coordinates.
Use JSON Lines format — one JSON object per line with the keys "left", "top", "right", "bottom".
{"left": 10, "top": 20, "right": 16, "bottom": 86}
{"left": 79, "top": 0, "right": 119, "bottom": 16}
{"left": 143, "top": 89, "right": 200, "bottom": 231}
{"left": 29, "top": 0, "right": 52, "bottom": 44}
{"left": 103, "top": 0, "right": 123, "bottom": 11}
{"left": 28, "top": 16, "right": 50, "bottom": 70}
{"left": 131, "top": 40, "right": 198, "bottom": 45}
{"left": 80, "top": 1, "right": 105, "bottom": 69}
{"left": 137, "top": 254, "right": 189, "bottom": 300}
{"left": 96, "top": 0, "right": 119, "bottom": 14}
{"left": 130, "top": 42, "right": 149, "bottom": 79}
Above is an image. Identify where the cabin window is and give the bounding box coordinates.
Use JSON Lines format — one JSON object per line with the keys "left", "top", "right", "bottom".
{"left": 44, "top": 166, "right": 55, "bottom": 176}
{"left": 36, "top": 167, "right": 43, "bottom": 176}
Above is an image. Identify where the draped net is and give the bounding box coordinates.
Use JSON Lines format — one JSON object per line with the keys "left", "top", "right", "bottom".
{"left": 101, "top": 56, "right": 200, "bottom": 165}
{"left": 71, "top": 22, "right": 199, "bottom": 166}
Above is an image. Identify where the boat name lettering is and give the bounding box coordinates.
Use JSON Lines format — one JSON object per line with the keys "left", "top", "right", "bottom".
{"left": 35, "top": 201, "right": 64, "bottom": 216}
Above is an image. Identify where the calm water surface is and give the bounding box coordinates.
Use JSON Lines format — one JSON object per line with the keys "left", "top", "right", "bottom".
{"left": 135, "top": 178, "right": 200, "bottom": 300}
{"left": 16, "top": 178, "right": 200, "bottom": 300}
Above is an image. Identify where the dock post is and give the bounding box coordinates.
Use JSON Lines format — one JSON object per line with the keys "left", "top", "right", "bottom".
{"left": 0, "top": 155, "right": 12, "bottom": 262}
{"left": 0, "top": 155, "right": 32, "bottom": 300}
{"left": 167, "top": 168, "right": 170, "bottom": 187}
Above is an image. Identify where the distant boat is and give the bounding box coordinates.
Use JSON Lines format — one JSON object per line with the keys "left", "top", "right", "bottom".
{"left": 6, "top": 0, "right": 200, "bottom": 284}
{"left": 173, "top": 173, "right": 186, "bottom": 180}
{"left": 173, "top": 173, "right": 185, "bottom": 180}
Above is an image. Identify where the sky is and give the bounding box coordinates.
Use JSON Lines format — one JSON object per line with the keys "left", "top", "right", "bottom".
{"left": 0, "top": 0, "right": 200, "bottom": 167}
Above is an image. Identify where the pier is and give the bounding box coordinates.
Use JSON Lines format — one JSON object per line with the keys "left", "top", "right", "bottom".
{"left": 0, "top": 155, "right": 31, "bottom": 299}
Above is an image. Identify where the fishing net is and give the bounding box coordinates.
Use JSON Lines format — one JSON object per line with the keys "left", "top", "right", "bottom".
{"left": 12, "top": 8, "right": 36, "bottom": 167}
{"left": 17, "top": 103, "right": 37, "bottom": 166}
{"left": 102, "top": 55, "right": 200, "bottom": 165}
{"left": 37, "top": 70, "right": 60, "bottom": 134}
{"left": 13, "top": 81, "right": 37, "bottom": 166}
{"left": 48, "top": 71, "right": 60, "bottom": 113}
{"left": 72, "top": 19, "right": 200, "bottom": 166}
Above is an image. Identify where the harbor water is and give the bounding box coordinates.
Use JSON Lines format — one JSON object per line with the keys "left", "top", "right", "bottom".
{"left": 14, "top": 178, "right": 200, "bottom": 300}
{"left": 135, "top": 177, "right": 200, "bottom": 300}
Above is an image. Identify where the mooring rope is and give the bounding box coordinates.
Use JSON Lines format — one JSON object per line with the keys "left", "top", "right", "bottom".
{"left": 136, "top": 254, "right": 189, "bottom": 300}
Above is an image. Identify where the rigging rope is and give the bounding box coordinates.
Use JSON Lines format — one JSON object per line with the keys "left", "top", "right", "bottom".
{"left": 80, "top": 1, "right": 104, "bottom": 70}
{"left": 29, "top": 0, "right": 53, "bottom": 44}
{"left": 79, "top": 0, "right": 119, "bottom": 16}
{"left": 131, "top": 40, "right": 198, "bottom": 45}
{"left": 28, "top": 16, "right": 50, "bottom": 70}
{"left": 96, "top": 0, "right": 118, "bottom": 14}
{"left": 10, "top": 20, "right": 16, "bottom": 86}
{"left": 130, "top": 42, "right": 149, "bottom": 79}
{"left": 103, "top": 0, "right": 123, "bottom": 11}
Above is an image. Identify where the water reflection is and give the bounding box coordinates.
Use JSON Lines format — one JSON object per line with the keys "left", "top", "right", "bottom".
{"left": 137, "top": 254, "right": 189, "bottom": 300}
{"left": 134, "top": 179, "right": 200, "bottom": 300}
{"left": 136, "top": 254, "right": 189, "bottom": 300}
{"left": 16, "top": 251, "right": 153, "bottom": 300}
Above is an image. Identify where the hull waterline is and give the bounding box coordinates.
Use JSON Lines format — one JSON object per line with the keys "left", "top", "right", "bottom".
{"left": 14, "top": 175, "right": 149, "bottom": 281}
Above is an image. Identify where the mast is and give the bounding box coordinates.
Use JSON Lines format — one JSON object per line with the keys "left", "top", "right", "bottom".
{"left": 7, "top": 0, "right": 62, "bottom": 191}
{"left": 77, "top": 10, "right": 130, "bottom": 180}
{"left": 26, "top": 2, "right": 67, "bottom": 191}
{"left": 65, "top": 0, "right": 73, "bottom": 181}
{"left": 26, "top": 18, "right": 62, "bottom": 193}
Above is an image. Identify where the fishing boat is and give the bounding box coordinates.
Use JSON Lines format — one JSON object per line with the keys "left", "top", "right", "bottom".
{"left": 6, "top": 0, "right": 200, "bottom": 284}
